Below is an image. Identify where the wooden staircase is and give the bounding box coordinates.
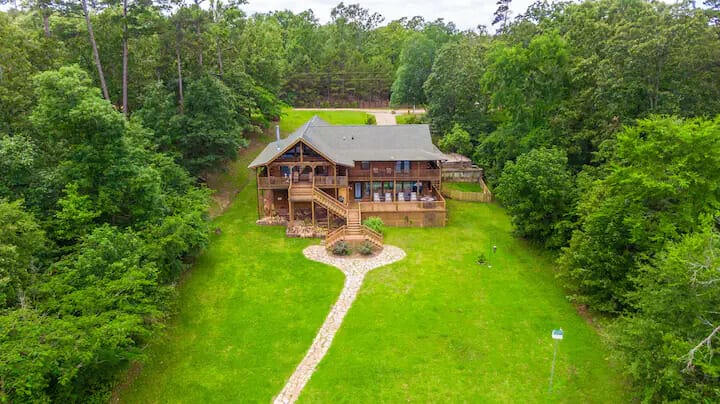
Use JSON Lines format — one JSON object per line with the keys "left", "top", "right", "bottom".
{"left": 290, "top": 184, "right": 383, "bottom": 249}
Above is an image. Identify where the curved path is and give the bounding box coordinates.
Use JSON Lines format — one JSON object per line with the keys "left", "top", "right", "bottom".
{"left": 273, "top": 245, "right": 406, "bottom": 404}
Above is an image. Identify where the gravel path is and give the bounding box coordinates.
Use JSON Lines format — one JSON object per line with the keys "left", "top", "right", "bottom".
{"left": 273, "top": 245, "right": 406, "bottom": 404}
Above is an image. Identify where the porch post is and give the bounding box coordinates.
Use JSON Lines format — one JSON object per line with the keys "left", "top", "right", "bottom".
{"left": 289, "top": 200, "right": 294, "bottom": 224}
{"left": 311, "top": 200, "right": 315, "bottom": 228}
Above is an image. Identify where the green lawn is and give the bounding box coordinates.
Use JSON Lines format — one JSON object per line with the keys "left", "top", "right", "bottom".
{"left": 395, "top": 113, "right": 425, "bottom": 124}
{"left": 278, "top": 108, "right": 373, "bottom": 133}
{"left": 117, "top": 109, "right": 628, "bottom": 403}
{"left": 444, "top": 181, "right": 484, "bottom": 192}
{"left": 301, "top": 202, "right": 628, "bottom": 402}
{"left": 115, "top": 129, "right": 345, "bottom": 403}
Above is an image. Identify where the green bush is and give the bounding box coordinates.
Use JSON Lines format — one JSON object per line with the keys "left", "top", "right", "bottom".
{"left": 363, "top": 217, "right": 384, "bottom": 234}
{"left": 366, "top": 114, "right": 377, "bottom": 125}
{"left": 331, "top": 241, "right": 351, "bottom": 256}
{"left": 358, "top": 241, "right": 374, "bottom": 255}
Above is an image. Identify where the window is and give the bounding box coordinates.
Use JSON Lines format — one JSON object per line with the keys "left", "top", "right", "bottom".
{"left": 396, "top": 160, "right": 411, "bottom": 172}
{"left": 361, "top": 161, "right": 370, "bottom": 170}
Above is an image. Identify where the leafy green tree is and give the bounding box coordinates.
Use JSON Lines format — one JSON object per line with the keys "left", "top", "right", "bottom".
{"left": 137, "top": 75, "right": 248, "bottom": 175}
{"left": 390, "top": 33, "right": 435, "bottom": 107}
{"left": 0, "top": 199, "right": 46, "bottom": 308}
{"left": 424, "top": 35, "right": 491, "bottom": 137}
{"left": 0, "top": 133, "right": 36, "bottom": 200}
{"left": 559, "top": 116, "right": 720, "bottom": 312}
{"left": 495, "top": 148, "right": 576, "bottom": 248}
{"left": 438, "top": 124, "right": 473, "bottom": 156}
{"left": 611, "top": 226, "right": 720, "bottom": 401}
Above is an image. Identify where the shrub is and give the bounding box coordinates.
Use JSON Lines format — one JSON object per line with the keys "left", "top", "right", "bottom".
{"left": 358, "top": 241, "right": 374, "bottom": 256}
{"left": 363, "top": 217, "right": 384, "bottom": 234}
{"left": 331, "top": 241, "right": 351, "bottom": 256}
{"left": 366, "top": 114, "right": 377, "bottom": 125}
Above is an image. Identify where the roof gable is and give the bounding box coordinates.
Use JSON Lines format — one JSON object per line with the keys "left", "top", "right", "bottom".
{"left": 248, "top": 116, "right": 446, "bottom": 168}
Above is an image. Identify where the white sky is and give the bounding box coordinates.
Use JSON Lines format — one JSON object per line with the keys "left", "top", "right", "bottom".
{"left": 241, "top": 0, "right": 543, "bottom": 31}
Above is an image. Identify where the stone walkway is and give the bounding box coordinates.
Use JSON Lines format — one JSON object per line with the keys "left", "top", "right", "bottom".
{"left": 273, "top": 245, "right": 406, "bottom": 404}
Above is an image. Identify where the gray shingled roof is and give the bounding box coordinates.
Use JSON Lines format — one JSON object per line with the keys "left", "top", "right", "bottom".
{"left": 248, "top": 116, "right": 446, "bottom": 168}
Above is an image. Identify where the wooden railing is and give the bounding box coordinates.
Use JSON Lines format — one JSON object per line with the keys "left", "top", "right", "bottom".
{"left": 325, "top": 225, "right": 346, "bottom": 248}
{"left": 359, "top": 200, "right": 446, "bottom": 212}
{"left": 347, "top": 168, "right": 441, "bottom": 180}
{"left": 362, "top": 225, "right": 384, "bottom": 247}
{"left": 258, "top": 176, "right": 291, "bottom": 187}
{"left": 259, "top": 175, "right": 348, "bottom": 187}
{"left": 312, "top": 188, "right": 348, "bottom": 218}
{"left": 313, "top": 175, "right": 348, "bottom": 187}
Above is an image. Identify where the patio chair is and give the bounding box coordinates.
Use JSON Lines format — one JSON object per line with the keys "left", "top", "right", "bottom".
{"left": 410, "top": 192, "right": 417, "bottom": 201}
{"left": 373, "top": 192, "right": 381, "bottom": 202}
{"left": 372, "top": 167, "right": 380, "bottom": 176}
{"left": 386, "top": 167, "right": 392, "bottom": 176}
{"left": 385, "top": 192, "right": 392, "bottom": 202}
{"left": 397, "top": 192, "right": 405, "bottom": 202}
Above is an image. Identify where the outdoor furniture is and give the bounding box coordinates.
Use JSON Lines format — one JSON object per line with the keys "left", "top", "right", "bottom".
{"left": 373, "top": 192, "right": 381, "bottom": 202}
{"left": 410, "top": 192, "right": 417, "bottom": 201}
{"left": 385, "top": 192, "right": 392, "bottom": 202}
{"left": 372, "top": 167, "right": 380, "bottom": 176}
{"left": 397, "top": 192, "right": 405, "bottom": 201}
{"left": 386, "top": 167, "right": 392, "bottom": 176}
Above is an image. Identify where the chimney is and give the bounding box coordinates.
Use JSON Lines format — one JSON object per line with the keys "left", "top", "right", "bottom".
{"left": 276, "top": 125, "right": 280, "bottom": 150}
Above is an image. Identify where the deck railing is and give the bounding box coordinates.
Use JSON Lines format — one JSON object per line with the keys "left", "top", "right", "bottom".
{"left": 347, "top": 168, "right": 441, "bottom": 180}
{"left": 258, "top": 175, "right": 348, "bottom": 188}
{"left": 361, "top": 225, "right": 384, "bottom": 247}
{"left": 313, "top": 188, "right": 348, "bottom": 217}
{"left": 359, "top": 199, "right": 446, "bottom": 213}
{"left": 314, "top": 175, "right": 348, "bottom": 187}
{"left": 258, "top": 176, "right": 291, "bottom": 187}
{"left": 325, "top": 225, "right": 346, "bottom": 248}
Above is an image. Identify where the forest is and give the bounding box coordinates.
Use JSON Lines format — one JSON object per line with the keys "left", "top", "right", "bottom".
{"left": 1, "top": 0, "right": 720, "bottom": 401}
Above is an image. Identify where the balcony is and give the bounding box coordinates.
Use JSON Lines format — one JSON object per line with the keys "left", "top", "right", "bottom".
{"left": 257, "top": 175, "right": 348, "bottom": 189}
{"left": 347, "top": 168, "right": 441, "bottom": 181}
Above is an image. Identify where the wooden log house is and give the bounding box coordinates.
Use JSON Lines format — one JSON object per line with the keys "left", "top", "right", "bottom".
{"left": 249, "top": 116, "right": 447, "bottom": 248}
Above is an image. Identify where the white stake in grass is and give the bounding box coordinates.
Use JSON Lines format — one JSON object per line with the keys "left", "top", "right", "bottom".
{"left": 549, "top": 328, "right": 564, "bottom": 392}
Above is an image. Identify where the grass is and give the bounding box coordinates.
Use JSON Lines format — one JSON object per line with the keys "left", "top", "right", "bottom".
{"left": 444, "top": 182, "right": 484, "bottom": 192}
{"left": 300, "top": 202, "right": 628, "bottom": 402}
{"left": 278, "top": 108, "right": 373, "bottom": 133}
{"left": 117, "top": 108, "right": 628, "bottom": 402}
{"left": 395, "top": 113, "right": 425, "bottom": 124}
{"left": 115, "top": 118, "right": 346, "bottom": 403}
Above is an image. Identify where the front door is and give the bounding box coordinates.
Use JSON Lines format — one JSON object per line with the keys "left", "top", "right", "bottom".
{"left": 354, "top": 183, "right": 362, "bottom": 199}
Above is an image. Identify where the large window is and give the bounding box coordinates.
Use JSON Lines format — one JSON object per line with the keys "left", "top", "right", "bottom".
{"left": 395, "top": 160, "right": 411, "bottom": 172}
{"left": 361, "top": 161, "right": 370, "bottom": 170}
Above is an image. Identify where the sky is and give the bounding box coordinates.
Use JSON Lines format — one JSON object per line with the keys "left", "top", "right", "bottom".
{"left": 241, "top": 0, "right": 542, "bottom": 31}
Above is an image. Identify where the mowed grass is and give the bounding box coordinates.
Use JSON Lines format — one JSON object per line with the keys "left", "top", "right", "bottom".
{"left": 395, "top": 113, "right": 425, "bottom": 124}
{"left": 116, "top": 127, "right": 346, "bottom": 403}
{"left": 278, "top": 108, "right": 373, "bottom": 133}
{"left": 118, "top": 109, "right": 627, "bottom": 402}
{"left": 444, "top": 181, "right": 484, "bottom": 192}
{"left": 301, "top": 201, "right": 628, "bottom": 402}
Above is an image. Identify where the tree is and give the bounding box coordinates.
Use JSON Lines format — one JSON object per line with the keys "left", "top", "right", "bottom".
{"left": 438, "top": 123, "right": 473, "bottom": 156}
{"left": 137, "top": 75, "right": 247, "bottom": 175}
{"left": 559, "top": 116, "right": 720, "bottom": 312}
{"left": 492, "top": 0, "right": 512, "bottom": 32}
{"left": 495, "top": 148, "right": 575, "bottom": 248}
{"left": 424, "top": 35, "right": 491, "bottom": 136}
{"left": 611, "top": 226, "right": 720, "bottom": 401}
{"left": 81, "top": 0, "right": 110, "bottom": 101}
{"left": 390, "top": 33, "right": 435, "bottom": 107}
{"left": 0, "top": 199, "right": 46, "bottom": 309}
